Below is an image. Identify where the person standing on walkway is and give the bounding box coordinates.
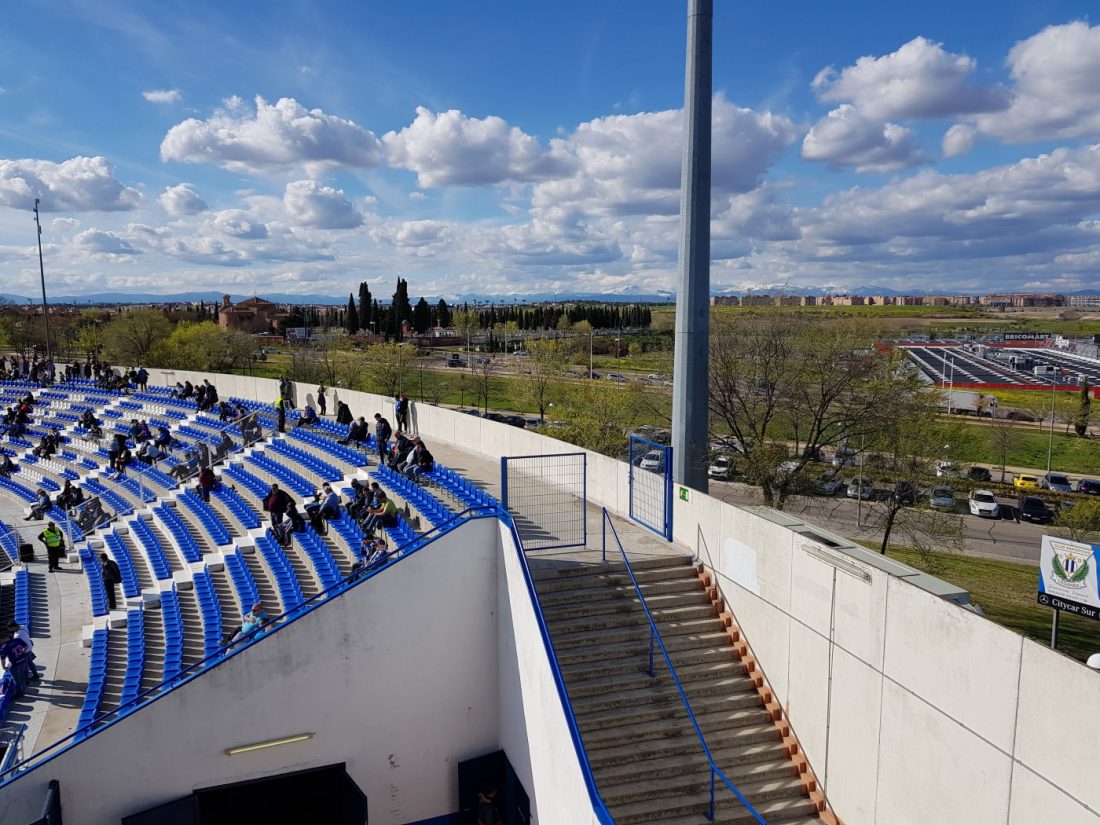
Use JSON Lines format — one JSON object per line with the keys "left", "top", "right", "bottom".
{"left": 100, "top": 552, "right": 122, "bottom": 611}
{"left": 394, "top": 393, "right": 408, "bottom": 432}
{"left": 0, "top": 631, "right": 32, "bottom": 696}
{"left": 8, "top": 622, "right": 40, "bottom": 682}
{"left": 316, "top": 384, "right": 327, "bottom": 416}
{"left": 263, "top": 483, "right": 291, "bottom": 526}
{"left": 374, "top": 413, "right": 392, "bottom": 463}
{"left": 38, "top": 521, "right": 65, "bottom": 571}
{"left": 275, "top": 397, "right": 287, "bottom": 433}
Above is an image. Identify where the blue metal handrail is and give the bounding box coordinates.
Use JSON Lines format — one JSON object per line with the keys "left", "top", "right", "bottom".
{"left": 0, "top": 504, "right": 497, "bottom": 786}
{"left": 602, "top": 508, "right": 767, "bottom": 824}
{"left": 498, "top": 510, "right": 615, "bottom": 824}
{"left": 0, "top": 723, "right": 27, "bottom": 779}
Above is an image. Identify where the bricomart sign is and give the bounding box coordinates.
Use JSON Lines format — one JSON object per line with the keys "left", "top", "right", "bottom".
{"left": 1003, "top": 332, "right": 1050, "bottom": 341}
{"left": 1038, "top": 535, "right": 1100, "bottom": 620}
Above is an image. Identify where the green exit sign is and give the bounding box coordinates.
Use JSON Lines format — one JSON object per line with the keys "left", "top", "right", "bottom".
{"left": 678, "top": 486, "right": 690, "bottom": 502}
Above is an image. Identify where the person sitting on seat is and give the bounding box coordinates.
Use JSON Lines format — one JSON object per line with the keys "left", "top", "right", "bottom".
{"left": 388, "top": 431, "right": 413, "bottom": 470}
{"left": 113, "top": 445, "right": 132, "bottom": 476}
{"left": 335, "top": 401, "right": 353, "bottom": 425}
{"left": 338, "top": 416, "right": 367, "bottom": 446}
{"left": 360, "top": 491, "right": 398, "bottom": 536}
{"left": 169, "top": 449, "right": 200, "bottom": 481}
{"left": 155, "top": 425, "right": 176, "bottom": 451}
{"left": 350, "top": 537, "right": 389, "bottom": 580}
{"left": 136, "top": 420, "right": 152, "bottom": 443}
{"left": 32, "top": 434, "right": 56, "bottom": 459}
{"left": 0, "top": 454, "right": 15, "bottom": 478}
{"left": 26, "top": 488, "right": 52, "bottom": 521}
{"left": 404, "top": 440, "right": 435, "bottom": 482}
{"left": 128, "top": 419, "right": 143, "bottom": 442}
{"left": 305, "top": 483, "right": 340, "bottom": 521}
{"left": 79, "top": 409, "right": 98, "bottom": 430}
{"left": 136, "top": 440, "right": 165, "bottom": 466}
{"left": 57, "top": 479, "right": 78, "bottom": 509}
{"left": 217, "top": 400, "right": 236, "bottom": 422}
{"left": 296, "top": 403, "right": 318, "bottom": 427}
{"left": 273, "top": 500, "right": 306, "bottom": 547}
{"left": 228, "top": 603, "right": 268, "bottom": 646}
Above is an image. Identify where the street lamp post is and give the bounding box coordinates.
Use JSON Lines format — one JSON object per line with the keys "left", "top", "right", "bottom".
{"left": 589, "top": 328, "right": 594, "bottom": 379}
{"left": 856, "top": 433, "right": 866, "bottom": 527}
{"left": 1046, "top": 377, "right": 1057, "bottom": 476}
{"left": 33, "top": 199, "right": 53, "bottom": 362}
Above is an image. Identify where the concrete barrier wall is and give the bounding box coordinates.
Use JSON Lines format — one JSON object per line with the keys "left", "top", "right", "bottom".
{"left": 673, "top": 493, "right": 1100, "bottom": 825}
{"left": 497, "top": 521, "right": 604, "bottom": 825}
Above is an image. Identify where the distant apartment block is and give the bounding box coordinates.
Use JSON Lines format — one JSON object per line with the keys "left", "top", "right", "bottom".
{"left": 980, "top": 293, "right": 1064, "bottom": 307}
{"left": 1067, "top": 295, "right": 1100, "bottom": 308}
{"left": 709, "top": 296, "right": 740, "bottom": 306}
{"left": 705, "top": 292, "right": 1065, "bottom": 308}
{"left": 740, "top": 295, "right": 774, "bottom": 306}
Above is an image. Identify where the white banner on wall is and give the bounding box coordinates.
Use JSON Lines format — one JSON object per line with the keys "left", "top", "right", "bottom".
{"left": 1038, "top": 535, "right": 1100, "bottom": 620}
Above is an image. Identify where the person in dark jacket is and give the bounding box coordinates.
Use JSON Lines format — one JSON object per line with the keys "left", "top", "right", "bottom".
{"left": 374, "top": 413, "right": 392, "bottom": 462}
{"left": 262, "top": 483, "right": 291, "bottom": 525}
{"left": 335, "top": 400, "right": 353, "bottom": 425}
{"left": 100, "top": 552, "right": 122, "bottom": 610}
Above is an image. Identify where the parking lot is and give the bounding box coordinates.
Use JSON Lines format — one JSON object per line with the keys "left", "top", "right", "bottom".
{"left": 901, "top": 345, "right": 1100, "bottom": 389}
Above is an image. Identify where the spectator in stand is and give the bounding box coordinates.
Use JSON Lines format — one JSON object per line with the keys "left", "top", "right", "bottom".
{"left": 169, "top": 449, "right": 200, "bottom": 481}
{"left": 194, "top": 383, "right": 207, "bottom": 410}
{"left": 297, "top": 403, "right": 319, "bottom": 427}
{"left": 136, "top": 366, "right": 148, "bottom": 390}
{"left": 360, "top": 490, "right": 398, "bottom": 536}
{"left": 136, "top": 440, "right": 165, "bottom": 466}
{"left": 274, "top": 500, "right": 306, "bottom": 547}
{"left": 113, "top": 444, "right": 132, "bottom": 476}
{"left": 0, "top": 630, "right": 32, "bottom": 696}
{"left": 263, "top": 483, "right": 291, "bottom": 526}
{"left": 79, "top": 409, "right": 97, "bottom": 431}
{"left": 240, "top": 412, "right": 263, "bottom": 446}
{"left": 196, "top": 466, "right": 218, "bottom": 502}
{"left": 26, "top": 488, "right": 52, "bottom": 521}
{"left": 217, "top": 400, "right": 236, "bottom": 422}
{"left": 38, "top": 520, "right": 65, "bottom": 571}
{"left": 350, "top": 537, "right": 388, "bottom": 580}
{"left": 404, "top": 440, "right": 435, "bottom": 481}
{"left": 335, "top": 400, "right": 353, "bottom": 425}
{"left": 275, "top": 397, "right": 287, "bottom": 433}
{"left": 338, "top": 416, "right": 366, "bottom": 446}
{"left": 395, "top": 393, "right": 410, "bottom": 432}
{"left": 32, "top": 434, "right": 56, "bottom": 459}
{"left": 346, "top": 480, "right": 370, "bottom": 521}
{"left": 305, "top": 482, "right": 341, "bottom": 522}
{"left": 0, "top": 454, "right": 15, "bottom": 478}
{"left": 170, "top": 381, "right": 185, "bottom": 398}
{"left": 100, "top": 553, "right": 122, "bottom": 610}
{"left": 388, "top": 431, "right": 413, "bottom": 470}
{"left": 106, "top": 433, "right": 127, "bottom": 468}
{"left": 214, "top": 431, "right": 235, "bottom": 461}
{"left": 128, "top": 419, "right": 143, "bottom": 442}
{"left": 374, "top": 413, "right": 392, "bottom": 462}
{"left": 316, "top": 384, "right": 327, "bottom": 416}
{"left": 7, "top": 622, "right": 40, "bottom": 682}
{"left": 202, "top": 380, "right": 218, "bottom": 410}
{"left": 229, "top": 603, "right": 267, "bottom": 646}
{"left": 58, "top": 480, "right": 79, "bottom": 509}
{"left": 137, "top": 420, "right": 152, "bottom": 443}
{"left": 155, "top": 425, "right": 176, "bottom": 452}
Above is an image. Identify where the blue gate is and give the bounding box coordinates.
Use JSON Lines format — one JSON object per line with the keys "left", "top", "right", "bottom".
{"left": 628, "top": 435, "right": 672, "bottom": 540}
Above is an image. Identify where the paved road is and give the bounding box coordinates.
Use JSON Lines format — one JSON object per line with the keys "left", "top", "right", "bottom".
{"left": 707, "top": 480, "right": 1049, "bottom": 566}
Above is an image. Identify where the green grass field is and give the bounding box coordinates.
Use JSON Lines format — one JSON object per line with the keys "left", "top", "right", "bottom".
{"left": 884, "top": 546, "right": 1100, "bottom": 662}
{"left": 948, "top": 422, "right": 1100, "bottom": 476}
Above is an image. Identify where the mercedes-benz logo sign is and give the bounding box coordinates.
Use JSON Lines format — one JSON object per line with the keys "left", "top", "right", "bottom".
{"left": 1038, "top": 594, "right": 1050, "bottom": 606}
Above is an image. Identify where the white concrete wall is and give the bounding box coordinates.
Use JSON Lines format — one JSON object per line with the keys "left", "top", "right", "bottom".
{"left": 0, "top": 518, "right": 503, "bottom": 825}
{"left": 496, "top": 521, "right": 606, "bottom": 825}
{"left": 674, "top": 493, "right": 1100, "bottom": 825}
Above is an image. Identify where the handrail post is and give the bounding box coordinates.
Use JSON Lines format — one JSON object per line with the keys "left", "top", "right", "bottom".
{"left": 601, "top": 509, "right": 606, "bottom": 563}
{"left": 708, "top": 767, "right": 716, "bottom": 821}
{"left": 647, "top": 624, "right": 655, "bottom": 677}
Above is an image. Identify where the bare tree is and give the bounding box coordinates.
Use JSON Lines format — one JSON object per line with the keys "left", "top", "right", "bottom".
{"left": 514, "top": 338, "right": 564, "bottom": 421}
{"left": 986, "top": 415, "right": 1023, "bottom": 483}
{"left": 472, "top": 356, "right": 497, "bottom": 414}
{"left": 709, "top": 314, "right": 923, "bottom": 509}
{"left": 1053, "top": 498, "right": 1100, "bottom": 543}
{"left": 361, "top": 342, "right": 415, "bottom": 397}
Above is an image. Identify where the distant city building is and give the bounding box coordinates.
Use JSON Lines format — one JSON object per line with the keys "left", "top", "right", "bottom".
{"left": 709, "top": 296, "right": 740, "bottom": 306}
{"left": 980, "top": 293, "right": 1064, "bottom": 307}
{"left": 1067, "top": 295, "right": 1100, "bottom": 308}
{"left": 218, "top": 295, "right": 290, "bottom": 334}
{"left": 740, "top": 295, "right": 773, "bottom": 306}
{"left": 830, "top": 295, "right": 865, "bottom": 306}
{"left": 799, "top": 295, "right": 818, "bottom": 306}
{"left": 773, "top": 295, "right": 800, "bottom": 307}
{"left": 867, "top": 296, "right": 893, "bottom": 306}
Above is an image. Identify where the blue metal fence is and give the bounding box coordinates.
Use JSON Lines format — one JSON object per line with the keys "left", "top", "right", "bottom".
{"left": 628, "top": 434, "right": 672, "bottom": 540}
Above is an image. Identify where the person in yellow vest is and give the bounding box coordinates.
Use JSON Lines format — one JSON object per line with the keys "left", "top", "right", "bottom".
{"left": 275, "top": 397, "right": 286, "bottom": 433}
{"left": 38, "top": 521, "right": 65, "bottom": 572}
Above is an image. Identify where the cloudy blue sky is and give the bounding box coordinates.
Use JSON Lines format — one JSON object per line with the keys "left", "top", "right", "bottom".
{"left": 1, "top": 0, "right": 1100, "bottom": 300}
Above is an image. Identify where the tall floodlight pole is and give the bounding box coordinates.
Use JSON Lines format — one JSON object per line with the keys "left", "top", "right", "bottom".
{"left": 33, "top": 199, "right": 53, "bottom": 362}
{"left": 671, "top": 0, "right": 713, "bottom": 492}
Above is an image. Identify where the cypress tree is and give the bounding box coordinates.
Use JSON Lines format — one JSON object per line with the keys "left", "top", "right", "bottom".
{"left": 345, "top": 293, "right": 360, "bottom": 334}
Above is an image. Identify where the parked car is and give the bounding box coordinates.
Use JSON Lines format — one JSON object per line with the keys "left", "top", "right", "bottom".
{"left": 967, "top": 466, "right": 992, "bottom": 483}
{"left": 458, "top": 408, "right": 481, "bottom": 416}
{"left": 935, "top": 460, "right": 956, "bottom": 478}
{"left": 639, "top": 450, "right": 664, "bottom": 472}
{"left": 1077, "top": 479, "right": 1100, "bottom": 495}
{"left": 483, "top": 412, "right": 507, "bottom": 424}
{"left": 815, "top": 469, "right": 845, "bottom": 496}
{"left": 846, "top": 477, "right": 874, "bottom": 500}
{"left": 929, "top": 485, "right": 956, "bottom": 511}
{"left": 708, "top": 456, "right": 734, "bottom": 481}
{"left": 893, "top": 480, "right": 917, "bottom": 505}
{"left": 1019, "top": 495, "right": 1054, "bottom": 525}
{"left": 503, "top": 415, "right": 527, "bottom": 429}
{"left": 1041, "top": 473, "right": 1074, "bottom": 494}
{"left": 446, "top": 355, "right": 464, "bottom": 368}
{"left": 605, "top": 373, "right": 628, "bottom": 383}
{"left": 1013, "top": 474, "right": 1041, "bottom": 490}
{"left": 831, "top": 449, "right": 857, "bottom": 468}
{"left": 969, "top": 490, "right": 1001, "bottom": 519}
{"left": 776, "top": 460, "right": 801, "bottom": 478}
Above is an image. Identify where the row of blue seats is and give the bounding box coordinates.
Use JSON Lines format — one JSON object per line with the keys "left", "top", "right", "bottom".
{"left": 118, "top": 609, "right": 144, "bottom": 707}
{"left": 294, "top": 528, "right": 342, "bottom": 591}
{"left": 427, "top": 463, "right": 500, "bottom": 509}
{"left": 79, "top": 548, "right": 110, "bottom": 616}
{"left": 160, "top": 591, "right": 184, "bottom": 682}
{"left": 13, "top": 569, "right": 30, "bottom": 631}
{"left": 83, "top": 479, "right": 134, "bottom": 516}
{"left": 212, "top": 486, "right": 260, "bottom": 530}
{"left": 0, "top": 477, "right": 36, "bottom": 503}
{"left": 76, "top": 629, "right": 109, "bottom": 736}
{"left": 246, "top": 454, "right": 313, "bottom": 497}
{"left": 127, "top": 460, "right": 179, "bottom": 492}
{"left": 0, "top": 522, "right": 19, "bottom": 564}
{"left": 329, "top": 511, "right": 365, "bottom": 553}
{"left": 109, "top": 473, "right": 158, "bottom": 505}
{"left": 178, "top": 490, "right": 231, "bottom": 546}
{"left": 192, "top": 572, "right": 223, "bottom": 658}
{"left": 131, "top": 518, "right": 174, "bottom": 579}
{"left": 287, "top": 427, "right": 366, "bottom": 467}
{"left": 104, "top": 532, "right": 141, "bottom": 599}
{"left": 223, "top": 552, "right": 260, "bottom": 613}
{"left": 256, "top": 533, "right": 304, "bottom": 611}
{"left": 222, "top": 464, "right": 269, "bottom": 500}
{"left": 370, "top": 466, "right": 451, "bottom": 528}
{"left": 47, "top": 507, "right": 84, "bottom": 542}
{"left": 150, "top": 507, "right": 201, "bottom": 565}
{"left": 266, "top": 439, "right": 342, "bottom": 482}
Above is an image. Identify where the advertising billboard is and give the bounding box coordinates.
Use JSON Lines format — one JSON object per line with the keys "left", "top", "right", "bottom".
{"left": 1038, "top": 535, "right": 1100, "bottom": 620}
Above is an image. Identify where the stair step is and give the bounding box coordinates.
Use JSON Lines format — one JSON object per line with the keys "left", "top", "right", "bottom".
{"left": 612, "top": 784, "right": 818, "bottom": 825}
{"left": 586, "top": 718, "right": 782, "bottom": 757}
{"left": 529, "top": 556, "right": 694, "bottom": 583}
{"left": 544, "top": 598, "right": 717, "bottom": 632}
{"left": 551, "top": 617, "right": 724, "bottom": 652}
{"left": 566, "top": 658, "right": 748, "bottom": 700}
{"left": 601, "top": 769, "right": 805, "bottom": 809}
{"left": 533, "top": 563, "right": 700, "bottom": 593}
{"left": 594, "top": 745, "right": 795, "bottom": 787}
{"left": 578, "top": 694, "right": 766, "bottom": 735}
{"left": 537, "top": 576, "right": 703, "bottom": 608}
{"left": 561, "top": 642, "right": 735, "bottom": 682}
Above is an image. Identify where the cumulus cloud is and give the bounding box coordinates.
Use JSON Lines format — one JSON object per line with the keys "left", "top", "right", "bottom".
{"left": 942, "top": 124, "right": 975, "bottom": 158}
{"left": 159, "top": 183, "right": 208, "bottom": 216}
{"left": 0, "top": 156, "right": 142, "bottom": 211}
{"left": 143, "top": 89, "right": 182, "bottom": 104}
{"left": 211, "top": 209, "right": 268, "bottom": 239}
{"left": 160, "top": 96, "right": 384, "bottom": 174}
{"left": 282, "top": 180, "right": 362, "bottom": 229}
{"left": 383, "top": 107, "right": 573, "bottom": 187}
{"left": 976, "top": 21, "right": 1100, "bottom": 141}
{"left": 801, "top": 105, "right": 925, "bottom": 172}
{"left": 813, "top": 37, "right": 1008, "bottom": 120}
{"left": 531, "top": 95, "right": 796, "bottom": 217}
{"left": 74, "top": 228, "right": 139, "bottom": 256}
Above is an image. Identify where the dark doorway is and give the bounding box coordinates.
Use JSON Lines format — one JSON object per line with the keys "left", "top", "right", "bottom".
{"left": 457, "top": 750, "right": 530, "bottom": 825}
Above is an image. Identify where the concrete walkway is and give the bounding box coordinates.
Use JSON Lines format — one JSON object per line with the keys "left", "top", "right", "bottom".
{"left": 0, "top": 498, "right": 91, "bottom": 762}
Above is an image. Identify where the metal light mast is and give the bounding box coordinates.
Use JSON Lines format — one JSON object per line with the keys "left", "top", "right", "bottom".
{"left": 33, "top": 198, "right": 53, "bottom": 361}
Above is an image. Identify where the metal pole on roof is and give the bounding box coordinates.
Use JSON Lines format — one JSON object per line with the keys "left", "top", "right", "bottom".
{"left": 33, "top": 199, "right": 53, "bottom": 363}
{"left": 671, "top": 0, "right": 713, "bottom": 493}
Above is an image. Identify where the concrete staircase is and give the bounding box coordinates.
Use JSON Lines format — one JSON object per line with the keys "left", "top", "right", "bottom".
{"left": 533, "top": 555, "right": 835, "bottom": 825}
